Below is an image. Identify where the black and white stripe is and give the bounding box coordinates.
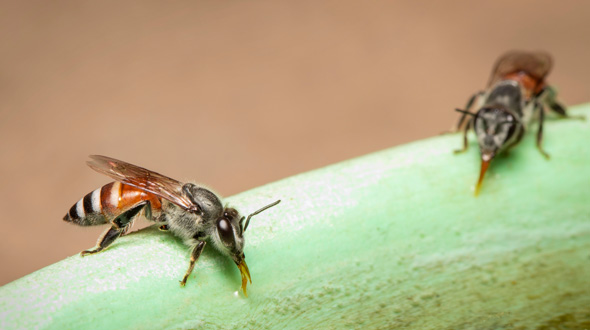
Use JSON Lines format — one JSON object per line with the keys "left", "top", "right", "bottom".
{"left": 64, "top": 188, "right": 103, "bottom": 224}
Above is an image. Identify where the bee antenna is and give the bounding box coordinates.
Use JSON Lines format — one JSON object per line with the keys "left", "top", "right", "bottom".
{"left": 243, "top": 200, "right": 281, "bottom": 232}
{"left": 455, "top": 108, "right": 475, "bottom": 116}
{"left": 239, "top": 216, "right": 246, "bottom": 232}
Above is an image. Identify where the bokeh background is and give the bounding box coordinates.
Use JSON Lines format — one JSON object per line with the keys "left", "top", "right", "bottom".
{"left": 1, "top": 1, "right": 589, "bottom": 286}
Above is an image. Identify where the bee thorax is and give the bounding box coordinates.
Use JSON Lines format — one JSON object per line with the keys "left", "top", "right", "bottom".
{"left": 182, "top": 184, "right": 224, "bottom": 223}
{"left": 162, "top": 202, "right": 208, "bottom": 243}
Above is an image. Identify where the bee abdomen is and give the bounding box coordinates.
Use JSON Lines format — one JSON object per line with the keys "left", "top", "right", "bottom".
{"left": 63, "top": 186, "right": 108, "bottom": 226}
{"left": 63, "top": 182, "right": 163, "bottom": 226}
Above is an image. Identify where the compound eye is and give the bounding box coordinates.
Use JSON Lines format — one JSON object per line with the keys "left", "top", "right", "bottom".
{"left": 217, "top": 218, "right": 235, "bottom": 247}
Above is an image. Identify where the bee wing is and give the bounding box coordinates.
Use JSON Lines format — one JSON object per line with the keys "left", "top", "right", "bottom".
{"left": 87, "top": 155, "right": 198, "bottom": 212}
{"left": 487, "top": 51, "right": 553, "bottom": 87}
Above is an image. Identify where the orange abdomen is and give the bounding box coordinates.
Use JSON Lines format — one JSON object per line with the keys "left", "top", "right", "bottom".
{"left": 63, "top": 181, "right": 162, "bottom": 226}
{"left": 503, "top": 71, "right": 546, "bottom": 99}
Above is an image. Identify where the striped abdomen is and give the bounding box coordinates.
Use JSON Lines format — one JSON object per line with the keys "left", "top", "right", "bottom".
{"left": 63, "top": 181, "right": 163, "bottom": 226}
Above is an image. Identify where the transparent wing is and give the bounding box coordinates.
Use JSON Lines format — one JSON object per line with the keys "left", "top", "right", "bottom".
{"left": 488, "top": 51, "right": 553, "bottom": 87}
{"left": 87, "top": 155, "right": 198, "bottom": 212}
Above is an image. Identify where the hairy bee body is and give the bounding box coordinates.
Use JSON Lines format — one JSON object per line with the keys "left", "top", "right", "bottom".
{"left": 63, "top": 181, "right": 224, "bottom": 249}
{"left": 63, "top": 155, "right": 279, "bottom": 296}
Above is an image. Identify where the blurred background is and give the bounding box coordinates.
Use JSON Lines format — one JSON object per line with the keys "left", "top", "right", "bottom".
{"left": 1, "top": 0, "right": 589, "bottom": 285}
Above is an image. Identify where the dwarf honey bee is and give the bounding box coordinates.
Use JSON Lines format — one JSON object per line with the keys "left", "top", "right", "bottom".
{"left": 452, "top": 51, "right": 583, "bottom": 195}
{"left": 63, "top": 155, "right": 280, "bottom": 296}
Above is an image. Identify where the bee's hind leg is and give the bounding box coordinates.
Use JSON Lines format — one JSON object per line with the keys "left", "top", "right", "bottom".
{"left": 81, "top": 201, "right": 151, "bottom": 256}
{"left": 81, "top": 226, "right": 121, "bottom": 256}
{"left": 534, "top": 101, "right": 550, "bottom": 160}
{"left": 541, "top": 86, "right": 585, "bottom": 120}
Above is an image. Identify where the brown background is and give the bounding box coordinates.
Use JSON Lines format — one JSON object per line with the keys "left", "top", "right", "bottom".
{"left": 1, "top": 1, "right": 589, "bottom": 286}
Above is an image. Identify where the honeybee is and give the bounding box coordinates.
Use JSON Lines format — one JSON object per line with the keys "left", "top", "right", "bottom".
{"left": 452, "top": 51, "right": 583, "bottom": 195}
{"left": 63, "top": 155, "right": 280, "bottom": 296}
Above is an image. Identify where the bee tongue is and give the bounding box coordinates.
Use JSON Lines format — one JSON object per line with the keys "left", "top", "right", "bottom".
{"left": 237, "top": 260, "right": 251, "bottom": 297}
{"left": 475, "top": 158, "right": 491, "bottom": 196}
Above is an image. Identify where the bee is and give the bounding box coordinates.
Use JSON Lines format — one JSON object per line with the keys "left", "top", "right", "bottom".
{"left": 452, "top": 51, "right": 583, "bottom": 195}
{"left": 63, "top": 155, "right": 280, "bottom": 296}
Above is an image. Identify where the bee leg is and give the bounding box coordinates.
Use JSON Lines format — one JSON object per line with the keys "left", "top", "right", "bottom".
{"left": 454, "top": 118, "right": 472, "bottom": 154}
{"left": 535, "top": 101, "right": 550, "bottom": 160}
{"left": 446, "top": 91, "right": 483, "bottom": 134}
{"left": 180, "top": 240, "right": 207, "bottom": 286}
{"left": 81, "top": 227, "right": 121, "bottom": 256}
{"left": 143, "top": 200, "right": 153, "bottom": 221}
{"left": 549, "top": 101, "right": 585, "bottom": 120}
{"left": 548, "top": 100, "right": 566, "bottom": 116}
{"left": 541, "top": 86, "right": 585, "bottom": 120}
{"left": 445, "top": 111, "right": 468, "bottom": 135}
{"left": 80, "top": 201, "right": 149, "bottom": 256}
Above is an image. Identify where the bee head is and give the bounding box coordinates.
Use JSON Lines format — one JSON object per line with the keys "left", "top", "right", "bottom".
{"left": 474, "top": 106, "right": 521, "bottom": 160}
{"left": 471, "top": 106, "right": 522, "bottom": 195}
{"left": 212, "top": 207, "right": 245, "bottom": 261}
{"left": 211, "top": 199, "right": 281, "bottom": 264}
{"left": 212, "top": 200, "right": 280, "bottom": 296}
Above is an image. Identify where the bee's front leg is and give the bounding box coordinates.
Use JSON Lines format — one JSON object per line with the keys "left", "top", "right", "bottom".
{"left": 180, "top": 240, "right": 207, "bottom": 287}
{"left": 446, "top": 91, "right": 483, "bottom": 134}
{"left": 454, "top": 119, "right": 472, "bottom": 154}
